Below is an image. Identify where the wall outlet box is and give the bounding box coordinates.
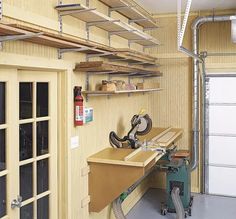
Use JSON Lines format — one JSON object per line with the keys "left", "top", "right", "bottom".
{"left": 83, "top": 107, "right": 93, "bottom": 124}
{"left": 70, "top": 136, "right": 79, "bottom": 149}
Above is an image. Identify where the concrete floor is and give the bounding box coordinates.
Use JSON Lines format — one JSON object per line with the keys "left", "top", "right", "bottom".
{"left": 126, "top": 189, "right": 236, "bottom": 219}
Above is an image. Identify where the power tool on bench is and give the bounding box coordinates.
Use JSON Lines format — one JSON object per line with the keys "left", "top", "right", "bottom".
{"left": 109, "top": 110, "right": 152, "bottom": 149}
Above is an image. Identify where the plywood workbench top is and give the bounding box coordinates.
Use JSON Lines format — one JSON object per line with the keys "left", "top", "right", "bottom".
{"left": 87, "top": 147, "right": 159, "bottom": 167}
{"left": 87, "top": 127, "right": 183, "bottom": 213}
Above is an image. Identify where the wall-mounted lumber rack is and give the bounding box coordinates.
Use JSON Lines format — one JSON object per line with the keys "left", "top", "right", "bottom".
{"left": 98, "top": 0, "right": 158, "bottom": 29}
{"left": 0, "top": 22, "right": 114, "bottom": 58}
{"left": 74, "top": 61, "right": 162, "bottom": 76}
{"left": 55, "top": 4, "right": 160, "bottom": 47}
{"left": 74, "top": 61, "right": 162, "bottom": 101}
{"left": 0, "top": 22, "right": 159, "bottom": 66}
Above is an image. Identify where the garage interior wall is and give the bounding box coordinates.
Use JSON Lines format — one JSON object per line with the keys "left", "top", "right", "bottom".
{"left": 1, "top": 0, "right": 236, "bottom": 219}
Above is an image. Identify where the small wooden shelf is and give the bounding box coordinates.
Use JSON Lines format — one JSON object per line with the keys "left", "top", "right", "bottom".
{"left": 98, "top": 0, "right": 158, "bottom": 29}
{"left": 55, "top": 4, "right": 160, "bottom": 46}
{"left": 83, "top": 88, "right": 162, "bottom": 96}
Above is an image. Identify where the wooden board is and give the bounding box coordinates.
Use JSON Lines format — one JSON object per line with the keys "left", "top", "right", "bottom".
{"left": 87, "top": 147, "right": 159, "bottom": 167}
{"left": 138, "top": 127, "right": 183, "bottom": 148}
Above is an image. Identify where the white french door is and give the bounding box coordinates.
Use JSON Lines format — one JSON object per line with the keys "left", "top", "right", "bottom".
{"left": 0, "top": 69, "right": 58, "bottom": 219}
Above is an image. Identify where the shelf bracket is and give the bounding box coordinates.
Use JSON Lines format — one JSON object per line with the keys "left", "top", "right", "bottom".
{"left": 87, "top": 71, "right": 117, "bottom": 75}
{"left": 58, "top": 47, "right": 91, "bottom": 59}
{"left": 128, "top": 39, "right": 146, "bottom": 43}
{"left": 58, "top": 8, "right": 96, "bottom": 16}
{"left": 109, "top": 29, "right": 135, "bottom": 36}
{"left": 0, "top": 32, "right": 43, "bottom": 43}
{"left": 109, "top": 5, "right": 136, "bottom": 12}
{"left": 129, "top": 18, "right": 148, "bottom": 24}
{"left": 85, "top": 73, "right": 90, "bottom": 102}
{"left": 109, "top": 58, "right": 127, "bottom": 62}
{"left": 87, "top": 19, "right": 120, "bottom": 27}
{"left": 143, "top": 44, "right": 160, "bottom": 48}
{"left": 0, "top": 0, "right": 2, "bottom": 20}
{"left": 86, "top": 52, "right": 113, "bottom": 58}
{"left": 143, "top": 27, "right": 160, "bottom": 31}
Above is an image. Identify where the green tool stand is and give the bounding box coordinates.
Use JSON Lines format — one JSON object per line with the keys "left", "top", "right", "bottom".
{"left": 159, "top": 149, "right": 193, "bottom": 217}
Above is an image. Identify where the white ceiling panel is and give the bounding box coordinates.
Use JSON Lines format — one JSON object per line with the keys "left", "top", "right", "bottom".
{"left": 135, "top": 0, "right": 236, "bottom": 14}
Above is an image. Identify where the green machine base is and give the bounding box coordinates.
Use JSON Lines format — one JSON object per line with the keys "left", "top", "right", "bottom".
{"left": 159, "top": 150, "right": 193, "bottom": 217}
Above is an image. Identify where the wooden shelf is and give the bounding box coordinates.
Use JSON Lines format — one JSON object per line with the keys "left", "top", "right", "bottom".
{"left": 105, "top": 48, "right": 159, "bottom": 66}
{"left": 0, "top": 22, "right": 159, "bottom": 65}
{"left": 98, "top": 0, "right": 158, "bottom": 29}
{"left": 0, "top": 22, "right": 114, "bottom": 56}
{"left": 55, "top": 4, "right": 160, "bottom": 46}
{"left": 76, "top": 61, "right": 162, "bottom": 100}
{"left": 83, "top": 88, "right": 162, "bottom": 96}
{"left": 74, "top": 61, "right": 162, "bottom": 76}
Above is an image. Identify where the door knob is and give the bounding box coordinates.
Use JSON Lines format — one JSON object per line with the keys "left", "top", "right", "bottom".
{"left": 11, "top": 196, "right": 22, "bottom": 209}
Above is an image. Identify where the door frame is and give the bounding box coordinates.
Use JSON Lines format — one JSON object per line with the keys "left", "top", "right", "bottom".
{"left": 0, "top": 53, "right": 74, "bottom": 219}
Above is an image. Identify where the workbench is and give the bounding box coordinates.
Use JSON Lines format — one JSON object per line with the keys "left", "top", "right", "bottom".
{"left": 87, "top": 127, "right": 183, "bottom": 212}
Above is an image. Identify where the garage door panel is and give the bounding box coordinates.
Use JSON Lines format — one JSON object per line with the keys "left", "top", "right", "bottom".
{"left": 209, "top": 77, "right": 236, "bottom": 103}
{"left": 209, "top": 136, "right": 236, "bottom": 165}
{"left": 209, "top": 166, "right": 236, "bottom": 197}
{"left": 209, "top": 106, "right": 236, "bottom": 133}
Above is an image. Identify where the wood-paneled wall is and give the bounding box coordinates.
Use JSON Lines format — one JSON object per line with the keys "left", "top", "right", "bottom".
{"left": 1, "top": 0, "right": 236, "bottom": 218}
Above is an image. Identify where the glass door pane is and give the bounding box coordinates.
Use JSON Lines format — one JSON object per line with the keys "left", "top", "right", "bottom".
{"left": 19, "top": 81, "right": 50, "bottom": 219}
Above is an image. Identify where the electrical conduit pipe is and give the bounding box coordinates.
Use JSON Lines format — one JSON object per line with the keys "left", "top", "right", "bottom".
{"left": 191, "top": 14, "right": 233, "bottom": 171}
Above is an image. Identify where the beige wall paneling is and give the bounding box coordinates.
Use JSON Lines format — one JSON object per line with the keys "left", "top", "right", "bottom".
{"left": 5, "top": 1, "right": 235, "bottom": 219}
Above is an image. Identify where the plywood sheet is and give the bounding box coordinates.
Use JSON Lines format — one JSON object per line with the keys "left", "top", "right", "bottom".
{"left": 87, "top": 147, "right": 159, "bottom": 167}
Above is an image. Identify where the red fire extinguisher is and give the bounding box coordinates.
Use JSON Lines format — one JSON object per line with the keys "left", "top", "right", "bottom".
{"left": 74, "top": 86, "right": 83, "bottom": 126}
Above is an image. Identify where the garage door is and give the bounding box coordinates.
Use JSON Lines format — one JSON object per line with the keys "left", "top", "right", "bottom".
{"left": 206, "top": 75, "right": 236, "bottom": 197}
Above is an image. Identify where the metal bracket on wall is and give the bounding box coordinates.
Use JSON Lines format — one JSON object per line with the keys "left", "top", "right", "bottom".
{"left": 86, "top": 51, "right": 113, "bottom": 59}
{"left": 109, "top": 29, "right": 135, "bottom": 36}
{"left": 129, "top": 18, "right": 148, "bottom": 24}
{"left": 143, "top": 27, "right": 160, "bottom": 31}
{"left": 0, "top": 0, "right": 2, "bottom": 20}
{"left": 58, "top": 0, "right": 63, "bottom": 33}
{"left": 0, "top": 32, "right": 43, "bottom": 43}
{"left": 58, "top": 47, "right": 91, "bottom": 59}
{"left": 109, "top": 5, "right": 136, "bottom": 13}
{"left": 85, "top": 73, "right": 90, "bottom": 102}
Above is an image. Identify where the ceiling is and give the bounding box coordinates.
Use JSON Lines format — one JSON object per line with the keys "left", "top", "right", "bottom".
{"left": 135, "top": 0, "right": 236, "bottom": 14}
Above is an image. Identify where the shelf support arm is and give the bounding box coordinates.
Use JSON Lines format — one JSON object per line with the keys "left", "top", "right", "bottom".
{"left": 0, "top": 32, "right": 43, "bottom": 42}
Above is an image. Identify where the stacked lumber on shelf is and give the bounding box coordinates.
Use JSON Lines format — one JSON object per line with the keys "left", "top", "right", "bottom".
{"left": 74, "top": 61, "right": 162, "bottom": 77}
{"left": 0, "top": 22, "right": 159, "bottom": 66}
